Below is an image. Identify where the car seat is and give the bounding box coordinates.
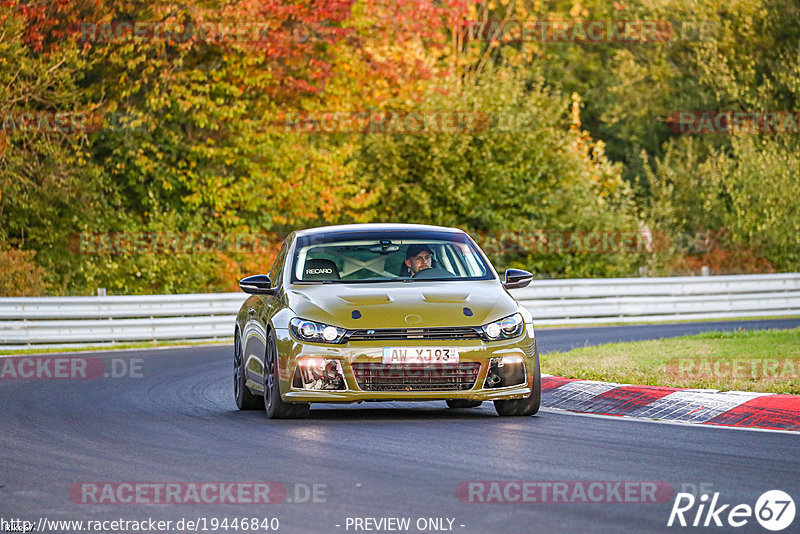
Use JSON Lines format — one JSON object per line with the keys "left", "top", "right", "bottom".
{"left": 303, "top": 258, "right": 340, "bottom": 281}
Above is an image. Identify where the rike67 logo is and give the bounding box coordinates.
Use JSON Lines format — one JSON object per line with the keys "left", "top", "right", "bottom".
{"left": 668, "top": 490, "right": 795, "bottom": 531}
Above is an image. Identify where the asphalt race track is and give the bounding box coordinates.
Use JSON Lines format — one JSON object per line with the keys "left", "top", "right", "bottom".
{"left": 2, "top": 319, "right": 799, "bottom": 534}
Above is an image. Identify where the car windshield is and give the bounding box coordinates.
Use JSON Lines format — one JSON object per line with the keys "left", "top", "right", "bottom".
{"left": 291, "top": 231, "right": 494, "bottom": 283}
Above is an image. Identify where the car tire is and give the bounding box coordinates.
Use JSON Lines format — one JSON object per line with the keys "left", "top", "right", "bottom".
{"left": 494, "top": 343, "right": 541, "bottom": 417}
{"left": 446, "top": 400, "right": 483, "bottom": 409}
{"left": 264, "top": 330, "right": 310, "bottom": 419}
{"left": 234, "top": 333, "right": 264, "bottom": 410}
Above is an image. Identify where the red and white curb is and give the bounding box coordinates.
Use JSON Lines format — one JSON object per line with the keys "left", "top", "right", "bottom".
{"left": 541, "top": 375, "right": 800, "bottom": 431}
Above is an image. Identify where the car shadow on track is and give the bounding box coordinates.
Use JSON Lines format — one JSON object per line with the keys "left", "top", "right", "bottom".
{"left": 266, "top": 401, "right": 545, "bottom": 421}
{"left": 228, "top": 401, "right": 546, "bottom": 421}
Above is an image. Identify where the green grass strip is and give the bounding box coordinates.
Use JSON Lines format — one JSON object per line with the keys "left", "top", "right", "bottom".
{"left": 541, "top": 327, "right": 800, "bottom": 394}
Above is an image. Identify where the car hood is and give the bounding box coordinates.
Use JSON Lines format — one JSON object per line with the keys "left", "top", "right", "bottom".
{"left": 284, "top": 280, "right": 519, "bottom": 329}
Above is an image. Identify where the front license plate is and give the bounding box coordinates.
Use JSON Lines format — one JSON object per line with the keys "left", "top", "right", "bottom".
{"left": 382, "top": 347, "right": 460, "bottom": 364}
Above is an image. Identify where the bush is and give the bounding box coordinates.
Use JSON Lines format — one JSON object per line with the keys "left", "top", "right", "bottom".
{"left": 644, "top": 136, "right": 800, "bottom": 274}
{"left": 356, "top": 68, "right": 644, "bottom": 278}
{"left": 0, "top": 248, "right": 49, "bottom": 296}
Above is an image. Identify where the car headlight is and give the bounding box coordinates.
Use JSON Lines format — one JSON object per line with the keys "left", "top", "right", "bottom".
{"left": 290, "top": 317, "right": 347, "bottom": 344}
{"left": 481, "top": 313, "right": 524, "bottom": 341}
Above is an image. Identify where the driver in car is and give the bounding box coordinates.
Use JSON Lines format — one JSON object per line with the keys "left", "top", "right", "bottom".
{"left": 404, "top": 244, "right": 434, "bottom": 275}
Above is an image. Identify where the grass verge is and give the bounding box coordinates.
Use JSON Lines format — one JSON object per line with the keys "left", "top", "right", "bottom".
{"left": 541, "top": 327, "right": 800, "bottom": 394}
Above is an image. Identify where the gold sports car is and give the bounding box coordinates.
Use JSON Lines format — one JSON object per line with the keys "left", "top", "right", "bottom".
{"left": 234, "top": 223, "right": 540, "bottom": 419}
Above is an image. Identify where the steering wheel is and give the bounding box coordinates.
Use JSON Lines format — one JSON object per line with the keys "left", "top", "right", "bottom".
{"left": 410, "top": 267, "right": 456, "bottom": 279}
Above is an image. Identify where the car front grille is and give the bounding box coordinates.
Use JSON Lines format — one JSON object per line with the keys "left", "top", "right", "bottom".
{"left": 351, "top": 362, "right": 481, "bottom": 392}
{"left": 346, "top": 327, "right": 481, "bottom": 341}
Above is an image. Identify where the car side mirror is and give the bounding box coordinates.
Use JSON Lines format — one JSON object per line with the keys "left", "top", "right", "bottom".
{"left": 239, "top": 274, "right": 276, "bottom": 295}
{"left": 503, "top": 269, "right": 533, "bottom": 289}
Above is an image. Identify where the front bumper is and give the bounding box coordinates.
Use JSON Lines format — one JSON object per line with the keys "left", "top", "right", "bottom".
{"left": 274, "top": 324, "right": 537, "bottom": 403}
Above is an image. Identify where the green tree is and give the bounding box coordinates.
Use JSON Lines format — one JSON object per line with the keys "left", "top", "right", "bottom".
{"left": 356, "top": 67, "right": 643, "bottom": 278}
{"left": 0, "top": 1, "right": 109, "bottom": 293}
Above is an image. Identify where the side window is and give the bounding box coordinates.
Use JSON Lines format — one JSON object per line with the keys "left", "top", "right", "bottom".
{"left": 267, "top": 242, "right": 288, "bottom": 289}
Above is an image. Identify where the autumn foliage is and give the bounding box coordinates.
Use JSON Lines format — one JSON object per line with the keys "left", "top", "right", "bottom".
{"left": 1, "top": 0, "right": 798, "bottom": 295}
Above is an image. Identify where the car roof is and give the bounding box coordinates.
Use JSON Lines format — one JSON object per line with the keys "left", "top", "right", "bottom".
{"left": 293, "top": 223, "right": 466, "bottom": 238}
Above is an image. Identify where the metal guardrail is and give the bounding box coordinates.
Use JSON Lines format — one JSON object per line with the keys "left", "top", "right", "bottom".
{"left": 512, "top": 273, "right": 800, "bottom": 325}
{"left": 1, "top": 273, "right": 798, "bottom": 350}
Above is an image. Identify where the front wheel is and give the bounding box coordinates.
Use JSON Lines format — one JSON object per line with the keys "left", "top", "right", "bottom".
{"left": 264, "top": 330, "right": 310, "bottom": 419}
{"left": 494, "top": 344, "right": 541, "bottom": 417}
{"left": 234, "top": 333, "right": 263, "bottom": 410}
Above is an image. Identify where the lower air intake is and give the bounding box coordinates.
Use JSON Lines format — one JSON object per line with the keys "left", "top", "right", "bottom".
{"left": 352, "top": 362, "right": 481, "bottom": 392}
